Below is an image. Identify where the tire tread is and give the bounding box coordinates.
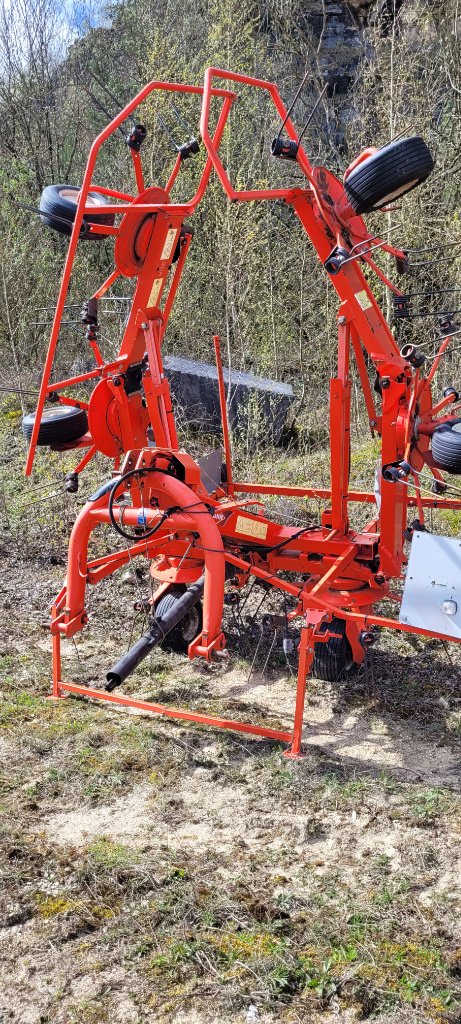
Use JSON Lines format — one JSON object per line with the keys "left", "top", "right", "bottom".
{"left": 22, "top": 406, "right": 89, "bottom": 446}
{"left": 345, "top": 137, "right": 434, "bottom": 214}
{"left": 312, "top": 617, "right": 353, "bottom": 682}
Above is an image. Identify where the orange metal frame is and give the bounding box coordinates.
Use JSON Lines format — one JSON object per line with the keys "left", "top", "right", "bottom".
{"left": 28, "top": 69, "right": 461, "bottom": 757}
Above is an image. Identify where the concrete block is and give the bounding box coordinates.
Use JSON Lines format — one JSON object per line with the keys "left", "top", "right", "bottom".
{"left": 164, "top": 355, "right": 293, "bottom": 445}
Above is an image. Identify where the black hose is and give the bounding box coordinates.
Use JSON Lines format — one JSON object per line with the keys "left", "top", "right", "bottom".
{"left": 106, "top": 575, "right": 205, "bottom": 690}
{"left": 107, "top": 467, "right": 179, "bottom": 541}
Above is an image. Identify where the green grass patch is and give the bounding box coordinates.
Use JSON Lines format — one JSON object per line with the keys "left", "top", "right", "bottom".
{"left": 406, "top": 787, "right": 451, "bottom": 823}
{"left": 86, "top": 837, "right": 140, "bottom": 869}
{"left": 0, "top": 691, "right": 48, "bottom": 726}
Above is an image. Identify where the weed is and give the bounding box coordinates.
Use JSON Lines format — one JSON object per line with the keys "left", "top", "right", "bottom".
{"left": 0, "top": 691, "right": 47, "bottom": 726}
{"left": 86, "top": 837, "right": 139, "bottom": 869}
{"left": 65, "top": 1001, "right": 110, "bottom": 1024}
{"left": 407, "top": 787, "right": 449, "bottom": 823}
{"left": 373, "top": 852, "right": 392, "bottom": 872}
{"left": 34, "top": 892, "right": 116, "bottom": 921}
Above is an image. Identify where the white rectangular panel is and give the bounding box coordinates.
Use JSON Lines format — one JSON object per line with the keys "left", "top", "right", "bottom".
{"left": 400, "top": 531, "right": 461, "bottom": 639}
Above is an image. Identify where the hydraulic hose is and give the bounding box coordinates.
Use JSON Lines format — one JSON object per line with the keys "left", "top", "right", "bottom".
{"left": 105, "top": 574, "right": 205, "bottom": 690}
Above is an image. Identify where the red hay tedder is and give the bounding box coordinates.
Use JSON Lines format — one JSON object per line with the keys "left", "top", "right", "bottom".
{"left": 23, "top": 69, "right": 461, "bottom": 757}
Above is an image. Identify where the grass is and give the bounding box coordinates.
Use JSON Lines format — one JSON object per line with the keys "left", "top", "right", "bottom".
{"left": 64, "top": 1002, "right": 111, "bottom": 1024}
{"left": 145, "top": 906, "right": 461, "bottom": 1017}
{"left": 0, "top": 690, "right": 47, "bottom": 725}
{"left": 2, "top": 420, "right": 461, "bottom": 1022}
{"left": 407, "top": 787, "right": 452, "bottom": 823}
{"left": 34, "top": 892, "right": 116, "bottom": 921}
{"left": 2, "top": 619, "right": 461, "bottom": 1022}
{"left": 87, "top": 836, "right": 140, "bottom": 869}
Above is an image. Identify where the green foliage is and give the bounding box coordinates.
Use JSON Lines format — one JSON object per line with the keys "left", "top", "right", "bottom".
{"left": 87, "top": 836, "right": 139, "bottom": 869}
{"left": 2, "top": 0, "right": 460, "bottom": 470}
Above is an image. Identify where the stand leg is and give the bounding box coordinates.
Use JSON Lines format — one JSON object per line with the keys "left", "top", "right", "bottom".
{"left": 284, "top": 624, "right": 314, "bottom": 759}
{"left": 48, "top": 606, "right": 65, "bottom": 699}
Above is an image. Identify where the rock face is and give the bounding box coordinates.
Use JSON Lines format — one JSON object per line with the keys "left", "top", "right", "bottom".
{"left": 308, "top": 1, "right": 375, "bottom": 97}
{"left": 164, "top": 355, "right": 293, "bottom": 445}
{"left": 304, "top": 0, "right": 390, "bottom": 150}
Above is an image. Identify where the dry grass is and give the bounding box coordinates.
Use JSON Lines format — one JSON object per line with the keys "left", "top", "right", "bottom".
{"left": 2, "top": 407, "right": 461, "bottom": 1023}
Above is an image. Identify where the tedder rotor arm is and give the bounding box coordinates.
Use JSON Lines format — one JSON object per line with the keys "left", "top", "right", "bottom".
{"left": 199, "top": 66, "right": 413, "bottom": 575}
{"left": 199, "top": 66, "right": 407, "bottom": 377}
{"left": 25, "top": 79, "right": 236, "bottom": 477}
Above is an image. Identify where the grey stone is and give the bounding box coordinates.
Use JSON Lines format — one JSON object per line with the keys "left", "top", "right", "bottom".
{"left": 306, "top": 0, "right": 376, "bottom": 107}
{"left": 163, "top": 355, "right": 293, "bottom": 446}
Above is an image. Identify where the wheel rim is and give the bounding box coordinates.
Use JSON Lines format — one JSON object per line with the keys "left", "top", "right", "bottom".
{"left": 373, "top": 179, "right": 419, "bottom": 207}
{"left": 58, "top": 188, "right": 104, "bottom": 207}
{"left": 41, "top": 406, "right": 79, "bottom": 421}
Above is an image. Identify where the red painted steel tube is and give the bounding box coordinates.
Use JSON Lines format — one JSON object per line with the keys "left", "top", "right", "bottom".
{"left": 423, "top": 394, "right": 457, "bottom": 419}
{"left": 309, "top": 545, "right": 356, "bottom": 597}
{"left": 426, "top": 334, "right": 452, "bottom": 387}
{"left": 92, "top": 269, "right": 121, "bottom": 300}
{"left": 224, "top": 551, "right": 304, "bottom": 600}
{"left": 55, "top": 682, "right": 293, "bottom": 743}
{"left": 223, "top": 543, "right": 461, "bottom": 646}
{"left": 361, "top": 252, "right": 402, "bottom": 295}
{"left": 199, "top": 73, "right": 406, "bottom": 389}
{"left": 86, "top": 538, "right": 171, "bottom": 585}
{"left": 289, "top": 626, "right": 313, "bottom": 755}
{"left": 330, "top": 316, "right": 351, "bottom": 533}
{"left": 346, "top": 608, "right": 461, "bottom": 645}
{"left": 82, "top": 202, "right": 195, "bottom": 215}
{"left": 350, "top": 324, "right": 378, "bottom": 428}
{"left": 89, "top": 185, "right": 135, "bottom": 201}
{"left": 290, "top": 193, "right": 405, "bottom": 373}
{"left": 200, "top": 67, "right": 317, "bottom": 199}
{"left": 166, "top": 152, "right": 183, "bottom": 193}
{"left": 148, "top": 473, "right": 225, "bottom": 649}
{"left": 64, "top": 503, "right": 192, "bottom": 617}
{"left": 64, "top": 476, "right": 225, "bottom": 646}
{"left": 130, "top": 149, "right": 145, "bottom": 194}
{"left": 48, "top": 356, "right": 128, "bottom": 393}
{"left": 143, "top": 319, "right": 177, "bottom": 448}
{"left": 51, "top": 606, "right": 62, "bottom": 698}
{"left": 232, "top": 481, "right": 461, "bottom": 511}
{"left": 213, "top": 335, "right": 234, "bottom": 497}
{"left": 86, "top": 224, "right": 119, "bottom": 236}
{"left": 161, "top": 233, "right": 193, "bottom": 326}
{"left": 48, "top": 369, "right": 101, "bottom": 391}
{"left": 72, "top": 444, "right": 97, "bottom": 476}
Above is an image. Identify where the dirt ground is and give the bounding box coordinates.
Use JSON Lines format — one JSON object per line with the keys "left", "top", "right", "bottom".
{"left": 2, "top": 533, "right": 461, "bottom": 1024}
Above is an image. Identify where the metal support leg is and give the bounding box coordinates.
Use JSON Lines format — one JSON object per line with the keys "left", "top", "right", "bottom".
{"left": 48, "top": 605, "right": 65, "bottom": 699}
{"left": 284, "top": 623, "right": 315, "bottom": 759}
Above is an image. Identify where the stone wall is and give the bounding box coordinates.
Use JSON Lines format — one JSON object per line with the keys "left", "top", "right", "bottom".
{"left": 305, "top": 0, "right": 405, "bottom": 149}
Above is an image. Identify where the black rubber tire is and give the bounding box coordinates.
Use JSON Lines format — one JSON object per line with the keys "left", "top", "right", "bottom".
{"left": 22, "top": 405, "right": 89, "bottom": 446}
{"left": 39, "top": 184, "right": 115, "bottom": 238}
{"left": 155, "top": 585, "right": 203, "bottom": 654}
{"left": 312, "top": 617, "right": 353, "bottom": 682}
{"left": 344, "top": 137, "right": 434, "bottom": 214}
{"left": 431, "top": 418, "right": 461, "bottom": 475}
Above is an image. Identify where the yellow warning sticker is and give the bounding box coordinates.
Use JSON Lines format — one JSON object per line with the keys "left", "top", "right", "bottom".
{"left": 148, "top": 277, "right": 163, "bottom": 307}
{"left": 161, "top": 228, "right": 178, "bottom": 261}
{"left": 235, "top": 515, "right": 268, "bottom": 540}
{"left": 355, "top": 289, "right": 373, "bottom": 311}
